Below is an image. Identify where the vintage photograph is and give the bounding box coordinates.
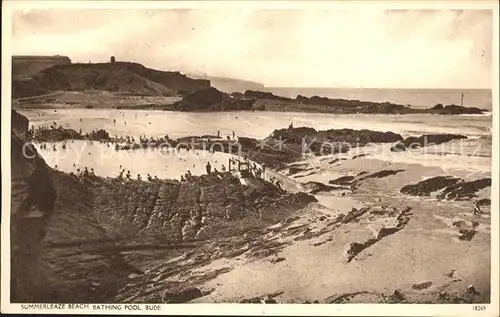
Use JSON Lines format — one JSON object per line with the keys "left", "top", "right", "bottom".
{"left": 2, "top": 1, "right": 498, "bottom": 314}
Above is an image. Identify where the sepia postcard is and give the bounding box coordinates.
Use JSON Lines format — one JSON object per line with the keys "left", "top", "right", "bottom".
{"left": 1, "top": 1, "right": 499, "bottom": 316}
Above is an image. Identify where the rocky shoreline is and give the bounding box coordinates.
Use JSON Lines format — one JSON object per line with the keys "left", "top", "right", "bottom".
{"left": 12, "top": 60, "right": 488, "bottom": 115}
{"left": 156, "top": 88, "right": 487, "bottom": 115}
{"left": 12, "top": 110, "right": 318, "bottom": 303}
{"left": 15, "top": 87, "right": 487, "bottom": 117}
{"left": 11, "top": 110, "right": 491, "bottom": 304}
{"left": 30, "top": 124, "right": 468, "bottom": 171}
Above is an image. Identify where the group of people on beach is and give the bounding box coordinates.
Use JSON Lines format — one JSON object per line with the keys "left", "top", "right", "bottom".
{"left": 180, "top": 161, "right": 229, "bottom": 182}
{"left": 39, "top": 142, "right": 67, "bottom": 151}
{"left": 68, "top": 166, "right": 96, "bottom": 179}
{"left": 216, "top": 130, "right": 237, "bottom": 141}
{"left": 28, "top": 122, "right": 64, "bottom": 138}
{"left": 34, "top": 116, "right": 287, "bottom": 193}
{"left": 116, "top": 167, "right": 160, "bottom": 182}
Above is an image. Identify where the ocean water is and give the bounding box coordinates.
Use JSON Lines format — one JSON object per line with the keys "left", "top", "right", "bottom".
{"left": 20, "top": 108, "right": 492, "bottom": 177}
{"left": 264, "top": 88, "right": 492, "bottom": 110}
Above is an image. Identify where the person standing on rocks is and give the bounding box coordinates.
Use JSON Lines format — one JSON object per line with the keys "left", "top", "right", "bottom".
{"left": 473, "top": 200, "right": 482, "bottom": 216}
{"left": 206, "top": 162, "right": 212, "bottom": 174}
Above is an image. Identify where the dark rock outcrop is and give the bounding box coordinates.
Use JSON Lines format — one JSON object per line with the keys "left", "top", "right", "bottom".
{"left": 391, "top": 134, "right": 467, "bottom": 152}
{"left": 33, "top": 127, "right": 111, "bottom": 142}
{"left": 250, "top": 91, "right": 485, "bottom": 115}
{"left": 167, "top": 87, "right": 255, "bottom": 111}
{"left": 244, "top": 90, "right": 293, "bottom": 102}
{"left": 358, "top": 169, "right": 405, "bottom": 181}
{"left": 162, "top": 287, "right": 203, "bottom": 303}
{"left": 329, "top": 170, "right": 405, "bottom": 187}
{"left": 288, "top": 166, "right": 309, "bottom": 176}
{"left": 412, "top": 281, "right": 433, "bottom": 291}
{"left": 10, "top": 111, "right": 317, "bottom": 303}
{"left": 272, "top": 127, "right": 403, "bottom": 147}
{"left": 329, "top": 176, "right": 356, "bottom": 186}
{"left": 436, "top": 178, "right": 491, "bottom": 201}
{"left": 477, "top": 198, "right": 491, "bottom": 206}
{"left": 268, "top": 127, "right": 402, "bottom": 157}
{"left": 302, "top": 182, "right": 343, "bottom": 194}
{"left": 400, "top": 176, "right": 462, "bottom": 196}
{"left": 431, "top": 104, "right": 484, "bottom": 115}
{"left": 401, "top": 176, "right": 491, "bottom": 200}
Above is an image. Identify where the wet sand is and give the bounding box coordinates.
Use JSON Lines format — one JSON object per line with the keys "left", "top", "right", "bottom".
{"left": 189, "top": 154, "right": 491, "bottom": 303}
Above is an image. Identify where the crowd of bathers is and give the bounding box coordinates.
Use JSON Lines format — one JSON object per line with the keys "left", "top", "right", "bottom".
{"left": 33, "top": 118, "right": 283, "bottom": 190}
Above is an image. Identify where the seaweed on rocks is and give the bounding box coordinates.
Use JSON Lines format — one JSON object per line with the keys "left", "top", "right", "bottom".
{"left": 329, "top": 176, "right": 356, "bottom": 186}
{"left": 343, "top": 207, "right": 412, "bottom": 263}
{"left": 436, "top": 178, "right": 491, "bottom": 201}
{"left": 390, "top": 134, "right": 467, "bottom": 152}
{"left": 400, "top": 176, "right": 491, "bottom": 200}
{"left": 400, "top": 176, "right": 462, "bottom": 196}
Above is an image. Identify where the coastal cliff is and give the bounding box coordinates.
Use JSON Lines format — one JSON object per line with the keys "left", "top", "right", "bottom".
{"left": 11, "top": 58, "right": 486, "bottom": 115}
{"left": 187, "top": 74, "right": 265, "bottom": 93}
{"left": 12, "top": 61, "right": 210, "bottom": 99}
{"left": 13, "top": 55, "right": 72, "bottom": 79}
{"left": 10, "top": 110, "right": 316, "bottom": 303}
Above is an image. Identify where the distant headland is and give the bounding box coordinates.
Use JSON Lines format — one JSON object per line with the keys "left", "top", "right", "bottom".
{"left": 12, "top": 56, "right": 487, "bottom": 115}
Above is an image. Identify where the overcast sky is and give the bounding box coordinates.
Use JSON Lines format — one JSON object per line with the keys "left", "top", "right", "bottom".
{"left": 11, "top": 9, "right": 493, "bottom": 89}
